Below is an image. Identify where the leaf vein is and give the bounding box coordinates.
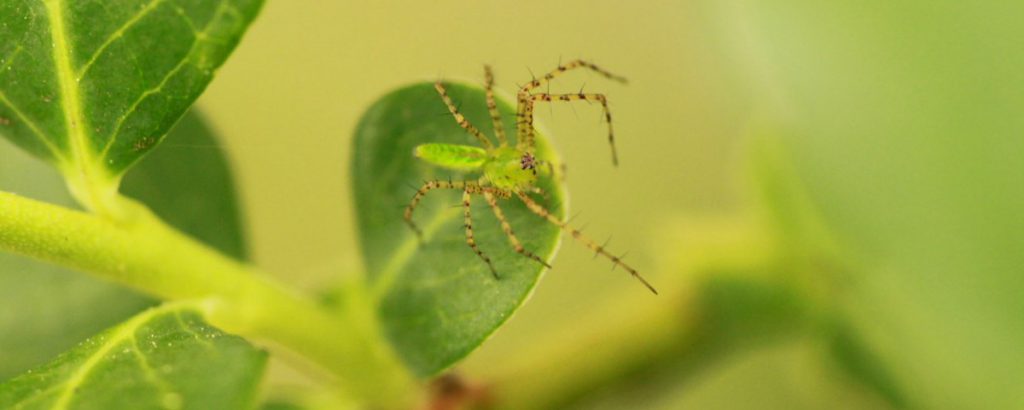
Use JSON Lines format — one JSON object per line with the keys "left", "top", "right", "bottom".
{"left": 0, "top": 45, "right": 66, "bottom": 161}
{"left": 175, "top": 311, "right": 215, "bottom": 350}
{"left": 49, "top": 304, "right": 187, "bottom": 410}
{"left": 75, "top": 0, "right": 170, "bottom": 80}
{"left": 0, "top": 45, "right": 24, "bottom": 73}
{"left": 9, "top": 384, "right": 63, "bottom": 409}
{"left": 98, "top": 44, "right": 195, "bottom": 158}
{"left": 43, "top": 0, "right": 110, "bottom": 207}
{"left": 99, "top": 0, "right": 234, "bottom": 159}
{"left": 372, "top": 207, "right": 462, "bottom": 297}
{"left": 129, "top": 334, "right": 175, "bottom": 397}
{"left": 0, "top": 89, "right": 65, "bottom": 162}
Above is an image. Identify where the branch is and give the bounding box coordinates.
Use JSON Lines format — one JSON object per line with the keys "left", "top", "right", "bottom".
{"left": 0, "top": 191, "right": 414, "bottom": 406}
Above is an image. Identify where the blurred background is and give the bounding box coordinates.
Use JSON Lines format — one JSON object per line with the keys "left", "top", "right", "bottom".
{"left": 4, "top": 1, "right": 1021, "bottom": 409}
{"left": 195, "top": 1, "right": 1023, "bottom": 409}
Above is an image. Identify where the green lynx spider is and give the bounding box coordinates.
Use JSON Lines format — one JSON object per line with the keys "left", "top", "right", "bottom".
{"left": 404, "top": 60, "right": 657, "bottom": 294}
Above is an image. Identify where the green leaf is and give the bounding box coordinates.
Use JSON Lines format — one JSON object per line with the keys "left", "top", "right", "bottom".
{"left": 0, "top": 0, "right": 262, "bottom": 211}
{"left": 352, "top": 83, "right": 566, "bottom": 377}
{"left": 0, "top": 303, "right": 267, "bottom": 409}
{"left": 0, "top": 110, "right": 248, "bottom": 378}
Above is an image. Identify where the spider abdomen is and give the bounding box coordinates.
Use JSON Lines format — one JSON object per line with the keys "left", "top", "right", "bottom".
{"left": 414, "top": 143, "right": 487, "bottom": 172}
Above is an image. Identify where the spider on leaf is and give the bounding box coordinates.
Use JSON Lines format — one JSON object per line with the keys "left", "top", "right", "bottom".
{"left": 403, "top": 60, "right": 657, "bottom": 295}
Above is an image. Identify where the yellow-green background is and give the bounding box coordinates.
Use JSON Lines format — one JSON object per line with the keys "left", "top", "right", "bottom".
{"left": 199, "top": 1, "right": 740, "bottom": 406}
{"left": 192, "top": 1, "right": 1022, "bottom": 408}
{"left": 201, "top": 0, "right": 717, "bottom": 374}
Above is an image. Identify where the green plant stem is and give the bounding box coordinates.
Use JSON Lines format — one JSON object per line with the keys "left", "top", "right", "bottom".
{"left": 477, "top": 290, "right": 700, "bottom": 409}
{"left": 0, "top": 191, "right": 414, "bottom": 406}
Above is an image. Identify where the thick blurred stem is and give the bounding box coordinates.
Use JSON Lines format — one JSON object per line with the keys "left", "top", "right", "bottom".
{"left": 0, "top": 191, "right": 415, "bottom": 406}
{"left": 480, "top": 274, "right": 812, "bottom": 409}
{"left": 479, "top": 290, "right": 701, "bottom": 409}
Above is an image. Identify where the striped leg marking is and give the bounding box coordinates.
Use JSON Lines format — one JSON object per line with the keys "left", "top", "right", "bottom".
{"left": 483, "top": 191, "right": 551, "bottom": 268}
{"left": 517, "top": 59, "right": 627, "bottom": 96}
{"left": 463, "top": 190, "right": 498, "bottom": 278}
{"left": 523, "top": 92, "right": 619, "bottom": 166}
{"left": 516, "top": 192, "right": 657, "bottom": 294}
{"left": 404, "top": 180, "right": 472, "bottom": 241}
{"left": 515, "top": 59, "right": 626, "bottom": 152}
{"left": 484, "top": 65, "right": 508, "bottom": 146}
{"left": 435, "top": 82, "right": 494, "bottom": 149}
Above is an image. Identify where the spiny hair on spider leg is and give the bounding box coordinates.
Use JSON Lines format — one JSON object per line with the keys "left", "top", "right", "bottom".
{"left": 594, "top": 236, "right": 613, "bottom": 259}
{"left": 609, "top": 252, "right": 631, "bottom": 272}
{"left": 404, "top": 182, "right": 420, "bottom": 192}
{"left": 567, "top": 210, "right": 583, "bottom": 224}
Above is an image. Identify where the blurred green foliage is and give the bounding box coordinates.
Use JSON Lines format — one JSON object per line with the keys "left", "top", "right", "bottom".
{"left": 719, "top": 2, "right": 1024, "bottom": 408}
{"left": 1, "top": 0, "right": 1018, "bottom": 408}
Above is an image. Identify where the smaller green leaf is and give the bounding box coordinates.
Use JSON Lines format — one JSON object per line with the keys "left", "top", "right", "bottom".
{"left": 352, "top": 83, "right": 566, "bottom": 376}
{"left": 0, "top": 303, "right": 267, "bottom": 410}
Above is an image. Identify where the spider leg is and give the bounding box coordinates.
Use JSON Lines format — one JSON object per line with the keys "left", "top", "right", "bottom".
{"left": 522, "top": 93, "right": 620, "bottom": 166}
{"left": 463, "top": 190, "right": 498, "bottom": 279}
{"left": 484, "top": 65, "right": 508, "bottom": 146}
{"left": 404, "top": 179, "right": 472, "bottom": 241}
{"left": 515, "top": 98, "right": 534, "bottom": 150}
{"left": 483, "top": 190, "right": 551, "bottom": 268}
{"left": 514, "top": 60, "right": 625, "bottom": 152}
{"left": 435, "top": 82, "right": 494, "bottom": 149}
{"left": 518, "top": 59, "right": 627, "bottom": 96}
{"left": 515, "top": 192, "right": 658, "bottom": 295}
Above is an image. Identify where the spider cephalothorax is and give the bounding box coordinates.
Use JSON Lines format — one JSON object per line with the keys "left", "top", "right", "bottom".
{"left": 404, "top": 61, "right": 657, "bottom": 294}
{"left": 520, "top": 152, "right": 536, "bottom": 171}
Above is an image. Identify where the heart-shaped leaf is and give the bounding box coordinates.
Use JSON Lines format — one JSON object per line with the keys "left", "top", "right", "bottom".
{"left": 0, "top": 303, "right": 267, "bottom": 409}
{"left": 0, "top": 0, "right": 262, "bottom": 208}
{"left": 0, "top": 110, "right": 248, "bottom": 378}
{"left": 352, "top": 83, "right": 566, "bottom": 377}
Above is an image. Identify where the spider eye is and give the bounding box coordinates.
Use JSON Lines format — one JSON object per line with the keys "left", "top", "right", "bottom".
{"left": 520, "top": 153, "right": 537, "bottom": 170}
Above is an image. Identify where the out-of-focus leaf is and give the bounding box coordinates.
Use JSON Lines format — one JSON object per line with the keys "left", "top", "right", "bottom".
{"left": 715, "top": 1, "right": 1024, "bottom": 407}
{"left": 0, "top": 0, "right": 262, "bottom": 201}
{"left": 0, "top": 110, "right": 248, "bottom": 378}
{"left": 825, "top": 320, "right": 907, "bottom": 409}
{"left": 0, "top": 304, "right": 267, "bottom": 409}
{"left": 352, "top": 83, "right": 566, "bottom": 376}
{"left": 121, "top": 110, "right": 247, "bottom": 260}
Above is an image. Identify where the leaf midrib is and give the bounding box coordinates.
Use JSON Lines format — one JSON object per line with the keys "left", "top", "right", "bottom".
{"left": 371, "top": 207, "right": 461, "bottom": 298}
{"left": 49, "top": 302, "right": 202, "bottom": 410}
{"left": 43, "top": 0, "right": 112, "bottom": 210}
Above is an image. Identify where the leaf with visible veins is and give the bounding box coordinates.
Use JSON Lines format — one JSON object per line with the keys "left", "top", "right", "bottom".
{"left": 352, "top": 83, "right": 567, "bottom": 377}
{"left": 0, "top": 303, "right": 267, "bottom": 409}
{"left": 0, "top": 0, "right": 262, "bottom": 204}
